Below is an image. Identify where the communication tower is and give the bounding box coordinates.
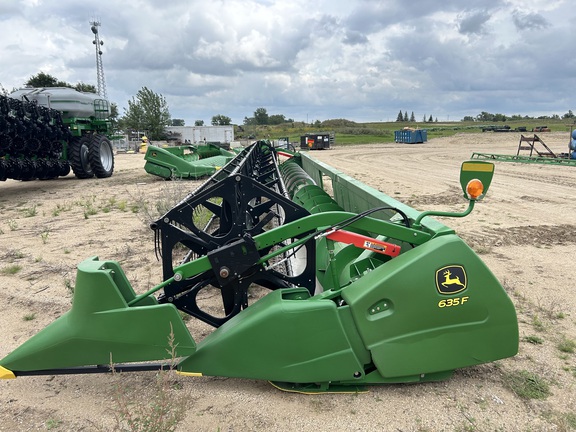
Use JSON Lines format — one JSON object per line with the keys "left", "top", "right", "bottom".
{"left": 90, "top": 20, "right": 107, "bottom": 98}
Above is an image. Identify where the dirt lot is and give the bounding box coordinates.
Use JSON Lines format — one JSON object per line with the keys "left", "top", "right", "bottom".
{"left": 1, "top": 132, "right": 575, "bottom": 431}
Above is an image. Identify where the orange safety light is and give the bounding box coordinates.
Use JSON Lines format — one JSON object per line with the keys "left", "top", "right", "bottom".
{"left": 466, "top": 179, "right": 484, "bottom": 200}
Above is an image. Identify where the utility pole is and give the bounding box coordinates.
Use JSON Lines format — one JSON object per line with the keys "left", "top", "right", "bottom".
{"left": 90, "top": 20, "right": 107, "bottom": 98}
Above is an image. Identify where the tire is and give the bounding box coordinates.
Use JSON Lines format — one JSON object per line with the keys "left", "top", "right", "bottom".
{"left": 35, "top": 159, "right": 50, "bottom": 180}
{"left": 69, "top": 135, "right": 94, "bottom": 179}
{"left": 0, "top": 159, "right": 6, "bottom": 181}
{"left": 88, "top": 134, "right": 114, "bottom": 178}
{"left": 58, "top": 160, "right": 71, "bottom": 177}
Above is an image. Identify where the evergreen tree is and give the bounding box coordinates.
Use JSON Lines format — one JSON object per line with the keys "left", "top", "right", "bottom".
{"left": 396, "top": 110, "right": 404, "bottom": 122}
{"left": 404, "top": 111, "right": 409, "bottom": 122}
{"left": 428, "top": 114, "right": 433, "bottom": 122}
{"left": 410, "top": 111, "right": 415, "bottom": 122}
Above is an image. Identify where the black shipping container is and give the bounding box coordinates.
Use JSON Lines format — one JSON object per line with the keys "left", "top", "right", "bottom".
{"left": 300, "top": 133, "right": 332, "bottom": 150}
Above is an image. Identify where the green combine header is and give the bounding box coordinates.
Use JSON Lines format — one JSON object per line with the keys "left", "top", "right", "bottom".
{"left": 471, "top": 133, "right": 576, "bottom": 167}
{"left": 1, "top": 141, "right": 518, "bottom": 393}
{"left": 144, "top": 143, "right": 237, "bottom": 179}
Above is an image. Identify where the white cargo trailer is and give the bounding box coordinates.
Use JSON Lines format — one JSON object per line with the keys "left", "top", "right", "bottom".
{"left": 165, "top": 126, "right": 234, "bottom": 144}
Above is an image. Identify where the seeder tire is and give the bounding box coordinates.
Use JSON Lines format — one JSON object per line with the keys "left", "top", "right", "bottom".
{"left": 0, "top": 159, "right": 6, "bottom": 181}
{"left": 88, "top": 134, "right": 114, "bottom": 178}
{"left": 69, "top": 135, "right": 94, "bottom": 179}
{"left": 58, "top": 160, "right": 71, "bottom": 177}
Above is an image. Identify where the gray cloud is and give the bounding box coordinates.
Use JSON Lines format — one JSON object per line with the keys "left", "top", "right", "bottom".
{"left": 511, "top": 10, "right": 550, "bottom": 31}
{"left": 342, "top": 31, "right": 368, "bottom": 45}
{"left": 457, "top": 10, "right": 492, "bottom": 35}
{"left": 0, "top": 0, "right": 573, "bottom": 123}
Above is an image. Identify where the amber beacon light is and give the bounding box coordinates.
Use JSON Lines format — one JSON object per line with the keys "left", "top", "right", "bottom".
{"left": 466, "top": 179, "right": 484, "bottom": 200}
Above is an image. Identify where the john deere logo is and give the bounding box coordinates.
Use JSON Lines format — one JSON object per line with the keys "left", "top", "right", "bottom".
{"left": 436, "top": 265, "right": 467, "bottom": 294}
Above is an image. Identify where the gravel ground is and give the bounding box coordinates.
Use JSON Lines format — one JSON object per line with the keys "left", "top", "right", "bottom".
{"left": 0, "top": 132, "right": 575, "bottom": 431}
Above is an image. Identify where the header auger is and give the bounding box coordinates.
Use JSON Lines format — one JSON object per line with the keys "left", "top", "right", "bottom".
{"left": 0, "top": 141, "right": 518, "bottom": 393}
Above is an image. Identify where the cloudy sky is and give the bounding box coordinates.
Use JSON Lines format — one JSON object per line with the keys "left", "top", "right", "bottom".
{"left": 1, "top": 0, "right": 575, "bottom": 125}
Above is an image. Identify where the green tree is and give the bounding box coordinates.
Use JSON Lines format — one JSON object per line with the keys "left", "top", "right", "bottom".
{"left": 268, "top": 114, "right": 287, "bottom": 125}
{"left": 476, "top": 111, "right": 494, "bottom": 122}
{"left": 396, "top": 110, "right": 404, "bottom": 122}
{"left": 254, "top": 107, "right": 269, "bottom": 125}
{"left": 120, "top": 99, "right": 145, "bottom": 133}
{"left": 25, "top": 72, "right": 68, "bottom": 88}
{"left": 108, "top": 103, "right": 120, "bottom": 133}
{"left": 74, "top": 82, "right": 97, "bottom": 93}
{"left": 194, "top": 120, "right": 204, "bottom": 126}
{"left": 211, "top": 114, "right": 231, "bottom": 125}
{"left": 171, "top": 119, "right": 185, "bottom": 126}
{"left": 25, "top": 72, "right": 97, "bottom": 93}
{"left": 121, "top": 87, "right": 171, "bottom": 140}
{"left": 403, "top": 111, "right": 408, "bottom": 122}
{"left": 410, "top": 111, "right": 415, "bottom": 122}
{"left": 428, "top": 114, "right": 433, "bottom": 122}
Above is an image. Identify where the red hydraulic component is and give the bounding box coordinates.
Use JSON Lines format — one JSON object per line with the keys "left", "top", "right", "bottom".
{"left": 326, "top": 230, "right": 401, "bottom": 257}
{"left": 276, "top": 151, "right": 294, "bottom": 159}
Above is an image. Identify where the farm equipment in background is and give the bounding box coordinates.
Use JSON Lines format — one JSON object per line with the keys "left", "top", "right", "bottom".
{"left": 144, "top": 143, "right": 238, "bottom": 179}
{"left": 532, "top": 126, "right": 551, "bottom": 132}
{"left": 0, "top": 87, "right": 115, "bottom": 181}
{"left": 481, "top": 125, "right": 527, "bottom": 133}
{"left": 0, "top": 141, "right": 518, "bottom": 393}
{"left": 472, "top": 133, "right": 576, "bottom": 166}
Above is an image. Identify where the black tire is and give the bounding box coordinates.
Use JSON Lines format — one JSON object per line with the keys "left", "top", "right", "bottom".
{"left": 69, "top": 135, "right": 94, "bottom": 179}
{"left": 35, "top": 159, "right": 50, "bottom": 180}
{"left": 0, "top": 159, "right": 6, "bottom": 181}
{"left": 58, "top": 160, "right": 71, "bottom": 177}
{"left": 88, "top": 134, "right": 114, "bottom": 178}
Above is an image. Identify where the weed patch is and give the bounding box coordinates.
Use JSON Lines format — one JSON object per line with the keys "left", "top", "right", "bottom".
{"left": 108, "top": 326, "right": 187, "bottom": 432}
{"left": 1, "top": 264, "right": 23, "bottom": 275}
{"left": 557, "top": 337, "right": 576, "bottom": 354}
{"left": 503, "top": 370, "right": 551, "bottom": 400}
{"left": 523, "top": 335, "right": 543, "bottom": 345}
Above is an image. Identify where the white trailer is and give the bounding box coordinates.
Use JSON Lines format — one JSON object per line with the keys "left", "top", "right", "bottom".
{"left": 165, "top": 126, "right": 234, "bottom": 144}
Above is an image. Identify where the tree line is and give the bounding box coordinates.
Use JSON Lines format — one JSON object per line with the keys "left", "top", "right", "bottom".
{"left": 7, "top": 72, "right": 575, "bottom": 140}
{"left": 463, "top": 111, "right": 575, "bottom": 122}
{"left": 396, "top": 110, "right": 438, "bottom": 123}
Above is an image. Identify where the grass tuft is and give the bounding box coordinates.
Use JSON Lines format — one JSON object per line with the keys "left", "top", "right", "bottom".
{"left": 557, "top": 337, "right": 576, "bottom": 354}
{"left": 523, "top": 335, "right": 543, "bottom": 345}
{"left": 1, "top": 264, "right": 22, "bottom": 275}
{"left": 503, "top": 370, "right": 551, "bottom": 400}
